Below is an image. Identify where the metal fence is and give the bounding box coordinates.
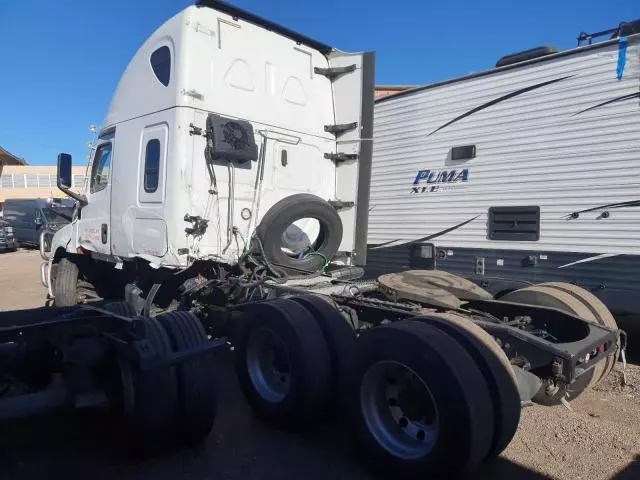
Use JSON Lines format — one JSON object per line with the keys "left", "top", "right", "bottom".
{"left": 0, "top": 173, "right": 87, "bottom": 190}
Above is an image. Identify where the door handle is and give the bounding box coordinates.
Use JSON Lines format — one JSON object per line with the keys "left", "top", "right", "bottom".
{"left": 101, "top": 223, "right": 108, "bottom": 244}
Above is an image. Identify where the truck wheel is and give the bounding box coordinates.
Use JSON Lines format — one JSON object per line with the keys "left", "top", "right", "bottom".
{"left": 124, "top": 316, "right": 179, "bottom": 454}
{"left": 156, "top": 311, "right": 217, "bottom": 446}
{"left": 289, "top": 294, "right": 357, "bottom": 412}
{"left": 538, "top": 282, "right": 620, "bottom": 382}
{"left": 414, "top": 312, "right": 520, "bottom": 460}
{"left": 234, "top": 298, "right": 331, "bottom": 429}
{"left": 344, "top": 320, "right": 494, "bottom": 477}
{"left": 53, "top": 258, "right": 79, "bottom": 306}
{"left": 500, "top": 286, "right": 600, "bottom": 404}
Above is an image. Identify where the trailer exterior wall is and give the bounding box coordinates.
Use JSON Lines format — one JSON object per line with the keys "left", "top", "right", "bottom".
{"left": 367, "top": 35, "right": 640, "bottom": 314}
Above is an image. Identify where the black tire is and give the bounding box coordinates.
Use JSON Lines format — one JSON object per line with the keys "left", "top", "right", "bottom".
{"left": 126, "top": 316, "right": 179, "bottom": 454}
{"left": 156, "top": 311, "right": 217, "bottom": 446}
{"left": 289, "top": 294, "right": 357, "bottom": 411}
{"left": 539, "top": 282, "right": 620, "bottom": 382}
{"left": 103, "top": 301, "right": 136, "bottom": 317}
{"left": 501, "top": 286, "right": 598, "bottom": 405}
{"left": 414, "top": 312, "right": 521, "bottom": 460}
{"left": 234, "top": 298, "right": 331, "bottom": 429}
{"left": 53, "top": 257, "right": 79, "bottom": 306}
{"left": 256, "top": 193, "right": 342, "bottom": 273}
{"left": 344, "top": 320, "right": 495, "bottom": 477}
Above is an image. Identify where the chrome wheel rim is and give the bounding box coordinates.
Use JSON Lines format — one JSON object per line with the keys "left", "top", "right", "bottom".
{"left": 246, "top": 327, "right": 291, "bottom": 403}
{"left": 360, "top": 360, "right": 439, "bottom": 460}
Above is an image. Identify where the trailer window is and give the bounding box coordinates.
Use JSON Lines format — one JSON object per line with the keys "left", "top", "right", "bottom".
{"left": 150, "top": 46, "right": 171, "bottom": 87}
{"left": 90, "top": 143, "right": 113, "bottom": 194}
{"left": 144, "top": 139, "right": 161, "bottom": 193}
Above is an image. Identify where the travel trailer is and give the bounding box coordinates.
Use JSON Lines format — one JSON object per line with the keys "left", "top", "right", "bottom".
{"left": 368, "top": 21, "right": 640, "bottom": 316}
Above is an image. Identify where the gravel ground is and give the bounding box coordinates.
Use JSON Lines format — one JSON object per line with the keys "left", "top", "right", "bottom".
{"left": 502, "top": 365, "right": 640, "bottom": 480}
{"left": 0, "top": 249, "right": 638, "bottom": 480}
{"left": 0, "top": 249, "right": 47, "bottom": 310}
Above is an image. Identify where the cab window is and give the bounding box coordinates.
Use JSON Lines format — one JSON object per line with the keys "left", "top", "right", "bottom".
{"left": 150, "top": 46, "right": 171, "bottom": 87}
{"left": 144, "top": 139, "right": 160, "bottom": 192}
{"left": 90, "top": 143, "right": 113, "bottom": 193}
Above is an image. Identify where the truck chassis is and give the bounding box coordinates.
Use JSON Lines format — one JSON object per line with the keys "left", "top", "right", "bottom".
{"left": 2, "top": 262, "right": 621, "bottom": 477}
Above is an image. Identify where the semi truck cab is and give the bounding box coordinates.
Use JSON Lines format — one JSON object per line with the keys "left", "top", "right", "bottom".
{"left": 47, "top": 1, "right": 374, "bottom": 282}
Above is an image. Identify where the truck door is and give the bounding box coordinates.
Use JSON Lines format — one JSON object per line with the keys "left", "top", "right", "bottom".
{"left": 77, "top": 131, "right": 114, "bottom": 255}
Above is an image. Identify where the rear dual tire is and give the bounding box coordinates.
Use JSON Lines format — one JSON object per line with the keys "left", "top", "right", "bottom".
{"left": 234, "top": 298, "right": 332, "bottom": 429}
{"left": 235, "top": 295, "right": 358, "bottom": 427}
{"left": 234, "top": 300, "right": 519, "bottom": 477}
{"left": 156, "top": 310, "right": 218, "bottom": 446}
{"left": 124, "top": 315, "right": 180, "bottom": 454}
{"left": 413, "top": 312, "right": 521, "bottom": 460}
{"left": 344, "top": 320, "right": 508, "bottom": 478}
{"left": 289, "top": 295, "right": 357, "bottom": 412}
{"left": 501, "top": 283, "right": 619, "bottom": 405}
{"left": 103, "top": 304, "right": 217, "bottom": 453}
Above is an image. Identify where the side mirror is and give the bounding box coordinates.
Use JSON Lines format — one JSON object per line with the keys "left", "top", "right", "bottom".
{"left": 56, "top": 153, "right": 87, "bottom": 206}
{"left": 57, "top": 153, "right": 73, "bottom": 189}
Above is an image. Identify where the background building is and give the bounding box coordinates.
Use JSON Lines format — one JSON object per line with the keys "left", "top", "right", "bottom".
{"left": 0, "top": 145, "right": 86, "bottom": 208}
{"left": 375, "top": 85, "right": 417, "bottom": 100}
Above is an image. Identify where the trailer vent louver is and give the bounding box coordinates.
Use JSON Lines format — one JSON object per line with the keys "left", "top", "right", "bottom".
{"left": 488, "top": 206, "right": 540, "bottom": 241}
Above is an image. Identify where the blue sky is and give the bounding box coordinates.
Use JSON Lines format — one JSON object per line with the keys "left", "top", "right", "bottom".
{"left": 0, "top": 0, "right": 637, "bottom": 165}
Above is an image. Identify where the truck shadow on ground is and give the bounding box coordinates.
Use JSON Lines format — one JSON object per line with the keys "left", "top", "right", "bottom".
{"left": 0, "top": 352, "right": 551, "bottom": 480}
{"left": 613, "top": 456, "right": 640, "bottom": 480}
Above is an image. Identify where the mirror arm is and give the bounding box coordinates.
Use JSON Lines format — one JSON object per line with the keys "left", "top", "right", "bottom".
{"left": 56, "top": 181, "right": 87, "bottom": 206}
{"left": 56, "top": 153, "right": 87, "bottom": 207}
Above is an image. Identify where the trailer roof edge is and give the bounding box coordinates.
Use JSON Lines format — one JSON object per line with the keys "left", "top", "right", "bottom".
{"left": 376, "top": 32, "right": 640, "bottom": 104}
{"left": 195, "top": 0, "right": 334, "bottom": 55}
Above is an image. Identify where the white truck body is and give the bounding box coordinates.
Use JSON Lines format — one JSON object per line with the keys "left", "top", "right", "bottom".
{"left": 24, "top": 5, "right": 622, "bottom": 470}
{"left": 51, "top": 1, "right": 373, "bottom": 270}
{"left": 367, "top": 32, "right": 640, "bottom": 313}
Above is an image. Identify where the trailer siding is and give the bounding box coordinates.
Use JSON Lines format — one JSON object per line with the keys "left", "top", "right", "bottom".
{"left": 368, "top": 35, "right": 640, "bottom": 314}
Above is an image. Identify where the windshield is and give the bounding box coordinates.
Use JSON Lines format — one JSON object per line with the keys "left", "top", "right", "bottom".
{"left": 42, "top": 207, "right": 73, "bottom": 224}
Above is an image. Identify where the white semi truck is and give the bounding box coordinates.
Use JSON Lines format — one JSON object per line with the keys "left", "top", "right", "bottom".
{"left": 1, "top": 2, "right": 621, "bottom": 478}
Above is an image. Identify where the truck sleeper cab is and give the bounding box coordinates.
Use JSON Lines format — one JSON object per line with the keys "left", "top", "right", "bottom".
{"left": 48, "top": 1, "right": 373, "bottom": 277}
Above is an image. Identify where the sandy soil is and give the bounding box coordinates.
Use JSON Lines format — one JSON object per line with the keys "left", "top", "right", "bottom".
{"left": 0, "top": 249, "right": 638, "bottom": 480}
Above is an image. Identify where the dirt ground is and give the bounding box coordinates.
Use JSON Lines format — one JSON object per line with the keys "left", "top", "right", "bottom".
{"left": 0, "top": 249, "right": 638, "bottom": 480}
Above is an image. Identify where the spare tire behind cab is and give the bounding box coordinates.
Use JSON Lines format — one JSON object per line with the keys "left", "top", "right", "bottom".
{"left": 255, "top": 194, "right": 343, "bottom": 274}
